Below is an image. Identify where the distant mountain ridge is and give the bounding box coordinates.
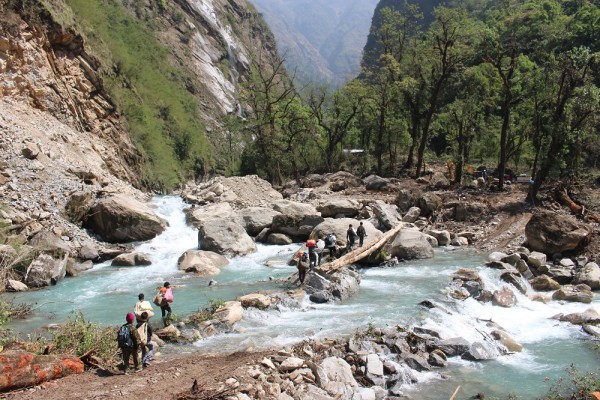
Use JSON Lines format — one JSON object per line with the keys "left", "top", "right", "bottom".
{"left": 251, "top": 0, "right": 380, "bottom": 87}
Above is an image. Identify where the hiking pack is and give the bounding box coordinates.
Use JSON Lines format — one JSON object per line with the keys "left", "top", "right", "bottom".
{"left": 326, "top": 234, "right": 335, "bottom": 246}
{"left": 117, "top": 324, "right": 134, "bottom": 348}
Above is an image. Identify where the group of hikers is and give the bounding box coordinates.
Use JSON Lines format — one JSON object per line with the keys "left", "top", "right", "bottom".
{"left": 117, "top": 282, "right": 174, "bottom": 374}
{"left": 296, "top": 222, "right": 367, "bottom": 284}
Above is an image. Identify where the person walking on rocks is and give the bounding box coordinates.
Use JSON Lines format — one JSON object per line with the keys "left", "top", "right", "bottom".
{"left": 325, "top": 232, "right": 337, "bottom": 259}
{"left": 346, "top": 224, "right": 357, "bottom": 250}
{"left": 159, "top": 282, "right": 173, "bottom": 327}
{"left": 134, "top": 293, "right": 154, "bottom": 321}
{"left": 136, "top": 312, "right": 154, "bottom": 368}
{"left": 297, "top": 252, "right": 309, "bottom": 284}
{"left": 117, "top": 312, "right": 142, "bottom": 374}
{"left": 356, "top": 222, "right": 367, "bottom": 247}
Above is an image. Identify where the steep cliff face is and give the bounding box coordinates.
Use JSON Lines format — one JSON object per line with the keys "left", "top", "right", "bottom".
{"left": 0, "top": 2, "right": 141, "bottom": 186}
{"left": 0, "top": 0, "right": 281, "bottom": 190}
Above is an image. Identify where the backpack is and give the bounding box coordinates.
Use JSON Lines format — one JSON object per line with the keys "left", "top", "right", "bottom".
{"left": 137, "top": 322, "right": 148, "bottom": 345}
{"left": 117, "top": 324, "right": 134, "bottom": 348}
{"left": 326, "top": 234, "right": 335, "bottom": 247}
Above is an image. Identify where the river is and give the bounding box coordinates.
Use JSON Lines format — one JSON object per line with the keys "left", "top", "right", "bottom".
{"left": 6, "top": 196, "right": 600, "bottom": 399}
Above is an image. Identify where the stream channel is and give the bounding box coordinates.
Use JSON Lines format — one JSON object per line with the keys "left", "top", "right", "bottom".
{"left": 7, "top": 196, "right": 600, "bottom": 399}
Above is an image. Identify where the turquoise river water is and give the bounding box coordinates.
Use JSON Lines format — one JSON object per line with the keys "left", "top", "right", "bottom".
{"left": 6, "top": 196, "right": 599, "bottom": 399}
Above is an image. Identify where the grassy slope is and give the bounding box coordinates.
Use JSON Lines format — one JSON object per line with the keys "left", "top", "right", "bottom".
{"left": 64, "top": 0, "right": 209, "bottom": 190}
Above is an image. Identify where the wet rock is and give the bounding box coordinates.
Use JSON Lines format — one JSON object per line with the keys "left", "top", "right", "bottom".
{"left": 546, "top": 266, "right": 574, "bottom": 285}
{"left": 388, "top": 228, "right": 434, "bottom": 260}
{"left": 491, "top": 330, "right": 523, "bottom": 352}
{"left": 434, "top": 337, "right": 470, "bottom": 357}
{"left": 485, "top": 261, "right": 516, "bottom": 271}
{"left": 525, "top": 210, "right": 590, "bottom": 255}
{"left": 451, "top": 236, "right": 469, "bottom": 246}
{"left": 428, "top": 349, "right": 448, "bottom": 367}
{"left": 583, "top": 324, "right": 600, "bottom": 338}
{"left": 500, "top": 272, "right": 528, "bottom": 295}
{"left": 177, "top": 250, "right": 229, "bottom": 275}
{"left": 6, "top": 279, "right": 28, "bottom": 292}
{"left": 529, "top": 275, "right": 560, "bottom": 291}
{"left": 573, "top": 262, "right": 600, "bottom": 290}
{"left": 488, "top": 252, "right": 508, "bottom": 262}
{"left": 404, "top": 353, "right": 431, "bottom": 371}
{"left": 198, "top": 217, "right": 256, "bottom": 257}
{"left": 554, "top": 308, "right": 600, "bottom": 325}
{"left": 111, "top": 252, "right": 152, "bottom": 267}
{"left": 78, "top": 242, "right": 99, "bottom": 261}
{"left": 239, "top": 293, "right": 271, "bottom": 309}
{"left": 515, "top": 259, "right": 534, "bottom": 279}
{"left": 462, "top": 341, "right": 497, "bottom": 361}
{"left": 84, "top": 194, "right": 167, "bottom": 243}
{"left": 309, "top": 291, "right": 331, "bottom": 304}
{"left": 366, "top": 354, "right": 384, "bottom": 376}
{"left": 492, "top": 287, "right": 517, "bottom": 307}
{"left": 552, "top": 284, "right": 593, "bottom": 304}
{"left": 213, "top": 301, "right": 243, "bottom": 325}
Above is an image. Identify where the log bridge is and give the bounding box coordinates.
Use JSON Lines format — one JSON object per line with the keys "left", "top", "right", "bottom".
{"left": 316, "top": 223, "right": 404, "bottom": 273}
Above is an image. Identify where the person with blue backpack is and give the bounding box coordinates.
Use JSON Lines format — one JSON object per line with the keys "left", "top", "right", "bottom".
{"left": 117, "top": 312, "right": 142, "bottom": 374}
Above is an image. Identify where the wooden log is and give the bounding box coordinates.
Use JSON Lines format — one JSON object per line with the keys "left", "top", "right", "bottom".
{"left": 0, "top": 350, "right": 84, "bottom": 392}
{"left": 555, "top": 187, "right": 583, "bottom": 215}
{"left": 317, "top": 223, "right": 404, "bottom": 273}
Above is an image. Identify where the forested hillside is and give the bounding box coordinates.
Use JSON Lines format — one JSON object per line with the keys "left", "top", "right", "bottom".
{"left": 228, "top": 0, "right": 599, "bottom": 201}
{"left": 251, "top": 0, "right": 379, "bottom": 87}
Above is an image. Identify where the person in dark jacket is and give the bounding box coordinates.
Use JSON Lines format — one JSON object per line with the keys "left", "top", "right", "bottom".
{"left": 297, "top": 252, "right": 309, "bottom": 284}
{"left": 356, "top": 222, "right": 367, "bottom": 247}
{"left": 118, "top": 312, "right": 142, "bottom": 374}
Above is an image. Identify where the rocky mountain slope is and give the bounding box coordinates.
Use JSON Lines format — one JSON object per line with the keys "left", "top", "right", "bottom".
{"left": 251, "top": 0, "right": 379, "bottom": 87}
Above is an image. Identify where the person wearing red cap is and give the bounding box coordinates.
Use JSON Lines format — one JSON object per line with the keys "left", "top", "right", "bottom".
{"left": 117, "top": 312, "right": 142, "bottom": 374}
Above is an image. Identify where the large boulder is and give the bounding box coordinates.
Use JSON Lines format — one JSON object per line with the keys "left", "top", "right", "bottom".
{"left": 317, "top": 199, "right": 360, "bottom": 218}
{"left": 363, "top": 175, "right": 394, "bottom": 191}
{"left": 388, "top": 228, "right": 434, "bottom": 260}
{"left": 177, "top": 250, "right": 229, "bottom": 275}
{"left": 111, "top": 252, "right": 152, "bottom": 267}
{"left": 24, "top": 253, "right": 68, "bottom": 287}
{"left": 29, "top": 231, "right": 71, "bottom": 256}
{"left": 311, "top": 218, "right": 382, "bottom": 247}
{"left": 327, "top": 171, "right": 363, "bottom": 191}
{"left": 492, "top": 287, "right": 517, "bottom": 307}
{"left": 555, "top": 308, "right": 600, "bottom": 325}
{"left": 417, "top": 193, "right": 441, "bottom": 218}
{"left": 402, "top": 207, "right": 421, "bottom": 223}
{"left": 372, "top": 200, "right": 402, "bottom": 229}
{"left": 236, "top": 207, "right": 280, "bottom": 236}
{"left": 552, "top": 284, "right": 594, "bottom": 303}
{"left": 84, "top": 194, "right": 167, "bottom": 243}
{"left": 427, "top": 229, "right": 451, "bottom": 246}
{"left": 190, "top": 203, "right": 256, "bottom": 257}
{"left": 239, "top": 293, "right": 271, "bottom": 309}
{"left": 525, "top": 210, "right": 590, "bottom": 255}
{"left": 573, "top": 262, "right": 600, "bottom": 290}
{"left": 213, "top": 301, "right": 243, "bottom": 325}
{"left": 396, "top": 189, "right": 420, "bottom": 212}
{"left": 197, "top": 219, "right": 256, "bottom": 257}
{"left": 429, "top": 172, "right": 450, "bottom": 189}
{"left": 271, "top": 200, "right": 324, "bottom": 239}
{"left": 529, "top": 275, "right": 560, "bottom": 291}
{"left": 318, "top": 357, "right": 358, "bottom": 388}
{"left": 304, "top": 268, "right": 361, "bottom": 302}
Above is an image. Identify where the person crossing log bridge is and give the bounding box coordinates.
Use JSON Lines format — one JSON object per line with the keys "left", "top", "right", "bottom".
{"left": 316, "top": 223, "right": 404, "bottom": 273}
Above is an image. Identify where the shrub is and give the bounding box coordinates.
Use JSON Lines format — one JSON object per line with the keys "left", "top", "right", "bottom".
{"left": 188, "top": 298, "right": 225, "bottom": 323}
{"left": 52, "top": 312, "right": 117, "bottom": 361}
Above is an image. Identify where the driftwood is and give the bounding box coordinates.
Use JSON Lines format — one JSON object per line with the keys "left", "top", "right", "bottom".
{"left": 0, "top": 350, "right": 84, "bottom": 392}
{"left": 317, "top": 223, "right": 404, "bottom": 273}
{"left": 555, "top": 187, "right": 584, "bottom": 215}
{"left": 449, "top": 385, "right": 461, "bottom": 400}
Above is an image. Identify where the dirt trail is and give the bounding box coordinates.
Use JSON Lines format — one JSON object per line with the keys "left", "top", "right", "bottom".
{"left": 2, "top": 350, "right": 270, "bottom": 400}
